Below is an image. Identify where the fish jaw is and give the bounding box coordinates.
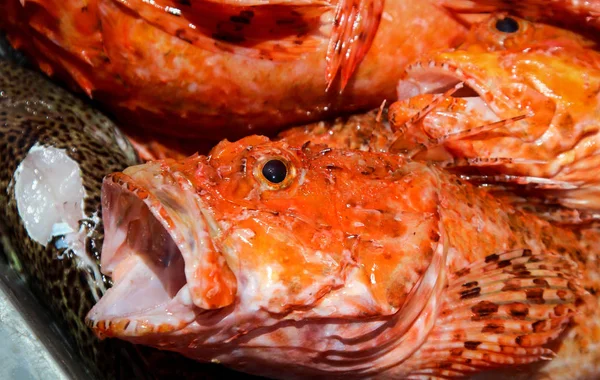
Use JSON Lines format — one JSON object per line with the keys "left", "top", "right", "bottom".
{"left": 86, "top": 162, "right": 238, "bottom": 340}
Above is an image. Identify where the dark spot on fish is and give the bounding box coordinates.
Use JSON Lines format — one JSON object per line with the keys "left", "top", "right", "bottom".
{"left": 522, "top": 249, "right": 532, "bottom": 256}
{"left": 528, "top": 256, "right": 541, "bottom": 263}
{"left": 462, "top": 281, "right": 478, "bottom": 289}
{"left": 471, "top": 300, "right": 499, "bottom": 318}
{"left": 533, "top": 279, "right": 550, "bottom": 288}
{"left": 464, "top": 341, "right": 481, "bottom": 350}
{"left": 532, "top": 320, "right": 546, "bottom": 333}
{"left": 585, "top": 286, "right": 598, "bottom": 296}
{"left": 450, "top": 348, "right": 462, "bottom": 356}
{"left": 230, "top": 15, "right": 251, "bottom": 24}
{"left": 515, "top": 335, "right": 526, "bottom": 346}
{"left": 276, "top": 18, "right": 297, "bottom": 25}
{"left": 485, "top": 253, "right": 499, "bottom": 263}
{"left": 512, "top": 263, "right": 526, "bottom": 271}
{"left": 553, "top": 304, "right": 566, "bottom": 316}
{"left": 509, "top": 302, "right": 529, "bottom": 318}
{"left": 438, "top": 362, "right": 452, "bottom": 369}
{"left": 497, "top": 260, "right": 511, "bottom": 268}
{"left": 576, "top": 297, "right": 585, "bottom": 307}
{"left": 573, "top": 249, "right": 586, "bottom": 263}
{"left": 176, "top": 0, "right": 191, "bottom": 5}
{"left": 515, "top": 270, "right": 532, "bottom": 278}
{"left": 482, "top": 323, "right": 504, "bottom": 334}
{"left": 460, "top": 287, "right": 481, "bottom": 300}
{"left": 526, "top": 288, "right": 545, "bottom": 304}
{"left": 455, "top": 267, "right": 470, "bottom": 277}
{"left": 212, "top": 32, "right": 245, "bottom": 44}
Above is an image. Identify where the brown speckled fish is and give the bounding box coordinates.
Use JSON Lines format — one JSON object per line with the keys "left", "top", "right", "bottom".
{"left": 85, "top": 125, "right": 600, "bottom": 379}
{"left": 0, "top": 58, "right": 143, "bottom": 378}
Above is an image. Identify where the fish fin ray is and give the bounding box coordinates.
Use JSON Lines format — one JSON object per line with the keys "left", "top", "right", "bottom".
{"left": 405, "top": 249, "right": 587, "bottom": 378}
{"left": 325, "top": 0, "right": 384, "bottom": 91}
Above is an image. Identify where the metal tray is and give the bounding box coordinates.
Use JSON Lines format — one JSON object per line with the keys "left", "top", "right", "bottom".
{"left": 0, "top": 252, "right": 92, "bottom": 380}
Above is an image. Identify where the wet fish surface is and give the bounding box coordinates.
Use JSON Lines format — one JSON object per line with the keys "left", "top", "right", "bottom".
{"left": 85, "top": 126, "right": 600, "bottom": 378}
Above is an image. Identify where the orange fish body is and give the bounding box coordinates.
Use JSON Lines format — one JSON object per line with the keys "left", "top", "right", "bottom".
{"left": 0, "top": 0, "right": 466, "bottom": 140}
{"left": 389, "top": 14, "right": 600, "bottom": 224}
{"left": 85, "top": 127, "right": 599, "bottom": 378}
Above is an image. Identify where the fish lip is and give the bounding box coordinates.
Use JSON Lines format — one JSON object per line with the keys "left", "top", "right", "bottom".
{"left": 85, "top": 164, "right": 225, "bottom": 339}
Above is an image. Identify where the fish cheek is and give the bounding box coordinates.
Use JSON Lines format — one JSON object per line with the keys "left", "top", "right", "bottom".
{"left": 224, "top": 217, "right": 346, "bottom": 313}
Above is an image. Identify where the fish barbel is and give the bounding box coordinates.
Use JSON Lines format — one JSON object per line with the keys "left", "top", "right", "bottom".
{"left": 86, "top": 130, "right": 600, "bottom": 378}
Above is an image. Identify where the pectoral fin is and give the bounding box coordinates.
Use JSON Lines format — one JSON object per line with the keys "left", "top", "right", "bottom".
{"left": 325, "top": 0, "right": 384, "bottom": 91}
{"left": 405, "top": 248, "right": 587, "bottom": 378}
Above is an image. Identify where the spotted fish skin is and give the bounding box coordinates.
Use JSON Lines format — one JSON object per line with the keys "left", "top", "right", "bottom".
{"left": 0, "top": 59, "right": 141, "bottom": 378}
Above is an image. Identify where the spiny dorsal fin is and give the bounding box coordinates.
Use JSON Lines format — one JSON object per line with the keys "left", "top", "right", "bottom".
{"left": 405, "top": 249, "right": 587, "bottom": 378}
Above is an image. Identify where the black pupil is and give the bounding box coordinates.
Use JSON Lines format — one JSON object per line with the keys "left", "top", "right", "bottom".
{"left": 495, "top": 17, "right": 519, "bottom": 33}
{"left": 262, "top": 159, "right": 287, "bottom": 184}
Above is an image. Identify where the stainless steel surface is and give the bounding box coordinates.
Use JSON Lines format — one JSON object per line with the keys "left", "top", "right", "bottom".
{"left": 0, "top": 254, "right": 91, "bottom": 380}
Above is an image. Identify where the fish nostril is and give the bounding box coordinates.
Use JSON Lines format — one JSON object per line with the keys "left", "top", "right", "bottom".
{"left": 495, "top": 17, "right": 519, "bottom": 33}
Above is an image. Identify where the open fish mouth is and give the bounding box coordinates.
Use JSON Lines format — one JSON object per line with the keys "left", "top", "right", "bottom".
{"left": 85, "top": 162, "right": 232, "bottom": 339}
{"left": 397, "top": 58, "right": 506, "bottom": 130}
{"left": 395, "top": 52, "right": 558, "bottom": 146}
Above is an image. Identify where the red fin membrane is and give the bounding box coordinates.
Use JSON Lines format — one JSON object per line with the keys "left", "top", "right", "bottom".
{"left": 325, "top": 0, "right": 384, "bottom": 91}
{"left": 405, "top": 249, "right": 586, "bottom": 378}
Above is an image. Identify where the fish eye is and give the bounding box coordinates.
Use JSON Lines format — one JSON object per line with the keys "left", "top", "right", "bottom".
{"left": 261, "top": 159, "right": 288, "bottom": 184}
{"left": 495, "top": 17, "right": 519, "bottom": 33}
